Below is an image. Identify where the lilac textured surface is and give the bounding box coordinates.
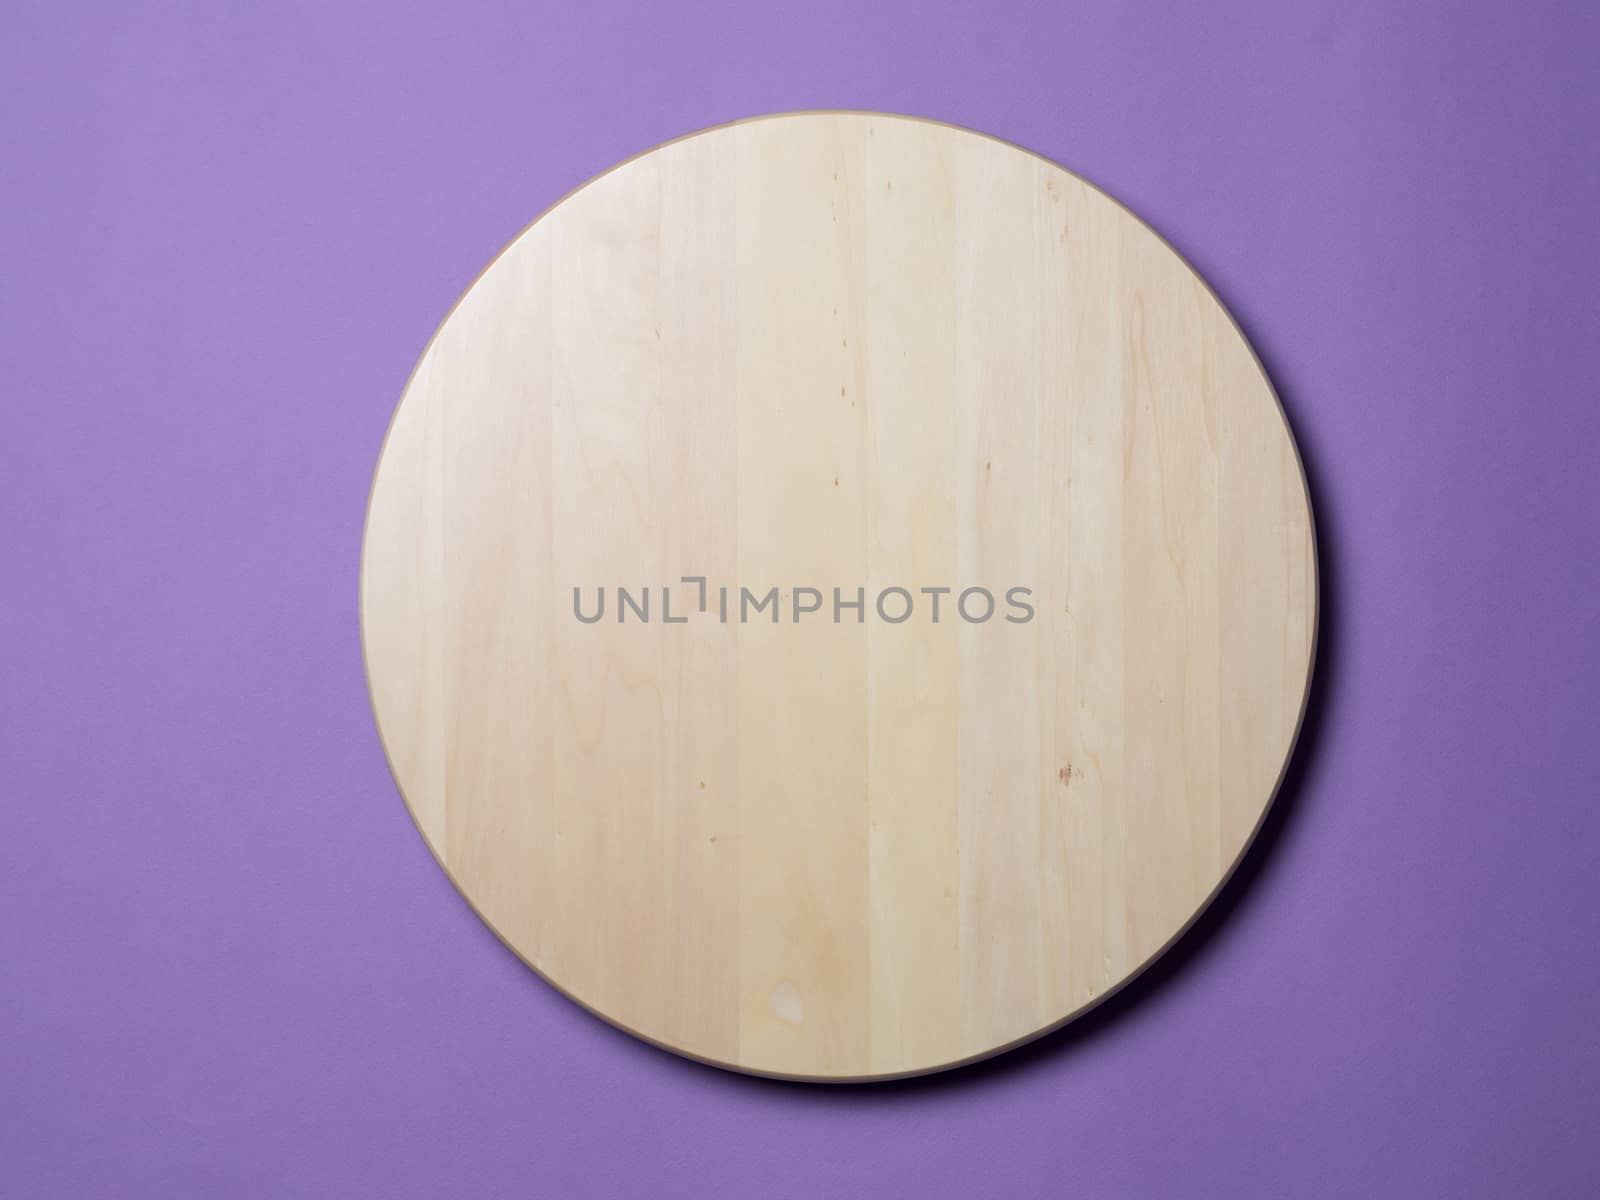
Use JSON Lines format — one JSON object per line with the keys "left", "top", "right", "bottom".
{"left": 2, "top": 2, "right": 1598, "bottom": 1195}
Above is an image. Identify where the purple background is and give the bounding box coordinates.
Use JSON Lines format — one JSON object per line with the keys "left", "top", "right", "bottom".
{"left": 3, "top": 2, "right": 1598, "bottom": 1195}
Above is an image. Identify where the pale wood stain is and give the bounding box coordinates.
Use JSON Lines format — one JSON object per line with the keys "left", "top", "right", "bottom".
{"left": 361, "top": 113, "right": 1316, "bottom": 1081}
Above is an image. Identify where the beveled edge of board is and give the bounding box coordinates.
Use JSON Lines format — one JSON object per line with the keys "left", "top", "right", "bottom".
{"left": 357, "top": 109, "right": 1323, "bottom": 1084}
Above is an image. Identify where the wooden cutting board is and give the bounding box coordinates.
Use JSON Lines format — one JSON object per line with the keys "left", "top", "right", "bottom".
{"left": 361, "top": 112, "right": 1316, "bottom": 1081}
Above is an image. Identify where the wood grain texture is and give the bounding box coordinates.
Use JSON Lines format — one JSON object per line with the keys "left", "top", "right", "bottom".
{"left": 361, "top": 112, "right": 1317, "bottom": 1081}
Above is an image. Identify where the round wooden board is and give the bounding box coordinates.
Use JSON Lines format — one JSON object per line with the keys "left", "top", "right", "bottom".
{"left": 362, "top": 112, "right": 1317, "bottom": 1081}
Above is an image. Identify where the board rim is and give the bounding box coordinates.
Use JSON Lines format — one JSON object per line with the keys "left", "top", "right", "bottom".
{"left": 358, "top": 108, "right": 1321, "bottom": 1083}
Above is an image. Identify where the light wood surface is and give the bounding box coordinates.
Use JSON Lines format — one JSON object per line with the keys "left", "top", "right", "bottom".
{"left": 361, "top": 112, "right": 1317, "bottom": 1081}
